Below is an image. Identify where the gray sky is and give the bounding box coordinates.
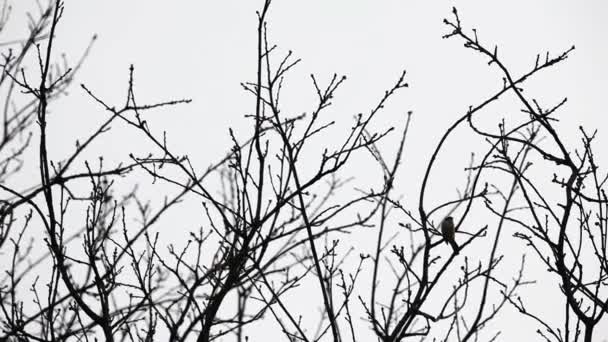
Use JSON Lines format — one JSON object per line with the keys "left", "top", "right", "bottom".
{"left": 5, "top": 0, "right": 608, "bottom": 340}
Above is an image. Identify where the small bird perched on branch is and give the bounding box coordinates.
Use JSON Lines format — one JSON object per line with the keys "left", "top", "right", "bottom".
{"left": 441, "top": 216, "right": 459, "bottom": 254}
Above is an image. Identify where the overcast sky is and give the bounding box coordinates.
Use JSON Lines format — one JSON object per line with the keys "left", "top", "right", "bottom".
{"left": 47, "top": 0, "right": 608, "bottom": 210}
{"left": 6, "top": 0, "right": 608, "bottom": 340}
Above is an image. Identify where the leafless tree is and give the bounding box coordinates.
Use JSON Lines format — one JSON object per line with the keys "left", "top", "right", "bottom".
{"left": 0, "top": 1, "right": 604, "bottom": 342}
{"left": 442, "top": 7, "right": 606, "bottom": 342}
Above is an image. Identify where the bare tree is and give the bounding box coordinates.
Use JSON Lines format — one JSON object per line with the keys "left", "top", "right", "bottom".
{"left": 442, "top": 7, "right": 607, "bottom": 342}
{"left": 1, "top": 1, "right": 604, "bottom": 342}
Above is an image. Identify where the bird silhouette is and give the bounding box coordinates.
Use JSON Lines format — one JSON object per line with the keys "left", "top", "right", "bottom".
{"left": 441, "top": 216, "right": 459, "bottom": 254}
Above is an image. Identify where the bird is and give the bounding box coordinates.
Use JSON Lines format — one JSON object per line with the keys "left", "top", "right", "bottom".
{"left": 441, "top": 216, "right": 459, "bottom": 254}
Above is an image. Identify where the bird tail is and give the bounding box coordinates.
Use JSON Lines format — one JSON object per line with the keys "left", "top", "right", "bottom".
{"left": 449, "top": 240, "right": 459, "bottom": 255}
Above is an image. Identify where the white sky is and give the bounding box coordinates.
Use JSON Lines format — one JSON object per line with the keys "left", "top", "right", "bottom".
{"left": 4, "top": 0, "right": 608, "bottom": 340}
